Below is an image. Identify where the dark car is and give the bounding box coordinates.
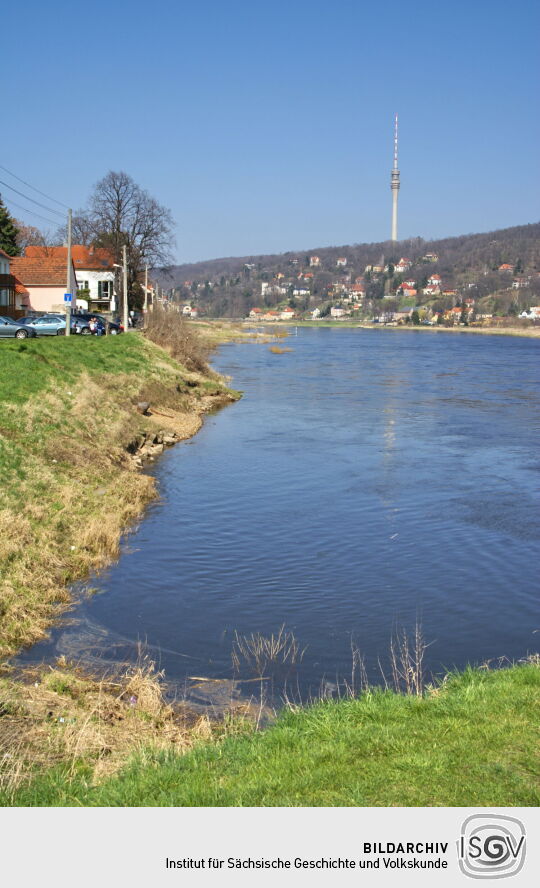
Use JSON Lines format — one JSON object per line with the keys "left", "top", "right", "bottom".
{"left": 72, "top": 312, "right": 122, "bottom": 335}
{"left": 0, "top": 316, "right": 38, "bottom": 339}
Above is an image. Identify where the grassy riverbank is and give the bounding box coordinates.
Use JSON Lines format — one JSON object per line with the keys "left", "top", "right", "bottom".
{"left": 1, "top": 320, "right": 538, "bottom": 807}
{"left": 0, "top": 330, "right": 239, "bottom": 659}
{"left": 2, "top": 661, "right": 538, "bottom": 806}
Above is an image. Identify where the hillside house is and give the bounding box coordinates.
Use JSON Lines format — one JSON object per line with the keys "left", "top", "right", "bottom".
{"left": 423, "top": 253, "right": 439, "bottom": 262}
{"left": 498, "top": 264, "right": 513, "bottom": 272}
{"left": 427, "top": 274, "right": 442, "bottom": 286}
{"left": 25, "top": 245, "right": 117, "bottom": 311}
{"left": 512, "top": 277, "right": 528, "bottom": 289}
{"left": 422, "top": 284, "right": 441, "bottom": 296}
{"left": 293, "top": 286, "right": 310, "bottom": 297}
{"left": 280, "top": 307, "right": 296, "bottom": 320}
{"left": 309, "top": 256, "right": 321, "bottom": 267}
{"left": 10, "top": 255, "right": 78, "bottom": 314}
{"left": 348, "top": 284, "right": 366, "bottom": 298}
{"left": 298, "top": 272, "right": 314, "bottom": 281}
{"left": 261, "top": 282, "right": 287, "bottom": 297}
{"left": 403, "top": 279, "right": 416, "bottom": 288}
{"left": 336, "top": 257, "right": 347, "bottom": 267}
{"left": 249, "top": 307, "right": 263, "bottom": 318}
{"left": 330, "top": 306, "right": 348, "bottom": 318}
{"left": 442, "top": 289, "right": 458, "bottom": 298}
{"left": 395, "top": 257, "right": 412, "bottom": 272}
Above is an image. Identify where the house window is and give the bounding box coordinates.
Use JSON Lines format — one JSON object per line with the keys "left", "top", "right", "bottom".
{"left": 77, "top": 280, "right": 89, "bottom": 291}
{"left": 98, "top": 280, "right": 112, "bottom": 300}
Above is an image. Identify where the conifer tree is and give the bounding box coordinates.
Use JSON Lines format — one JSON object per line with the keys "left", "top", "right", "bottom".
{"left": 0, "top": 195, "right": 21, "bottom": 256}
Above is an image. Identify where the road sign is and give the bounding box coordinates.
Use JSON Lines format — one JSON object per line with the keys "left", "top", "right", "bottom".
{"left": 64, "top": 293, "right": 72, "bottom": 303}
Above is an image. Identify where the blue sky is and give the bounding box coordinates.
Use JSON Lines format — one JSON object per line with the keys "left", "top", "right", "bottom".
{"left": 3, "top": 0, "right": 539, "bottom": 263}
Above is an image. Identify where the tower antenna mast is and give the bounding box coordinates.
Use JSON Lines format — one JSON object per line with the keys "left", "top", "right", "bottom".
{"left": 391, "top": 113, "right": 400, "bottom": 242}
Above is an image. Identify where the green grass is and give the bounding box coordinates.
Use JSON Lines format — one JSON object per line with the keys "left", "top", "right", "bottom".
{"left": 0, "top": 334, "right": 158, "bottom": 406}
{"left": 4, "top": 664, "right": 538, "bottom": 806}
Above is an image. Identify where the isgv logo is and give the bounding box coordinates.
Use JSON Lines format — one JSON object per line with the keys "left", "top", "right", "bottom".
{"left": 458, "top": 814, "right": 526, "bottom": 879}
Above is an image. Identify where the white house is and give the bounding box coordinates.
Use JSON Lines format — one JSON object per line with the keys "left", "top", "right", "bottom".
{"left": 261, "top": 282, "right": 287, "bottom": 297}
{"left": 280, "top": 307, "right": 296, "bottom": 320}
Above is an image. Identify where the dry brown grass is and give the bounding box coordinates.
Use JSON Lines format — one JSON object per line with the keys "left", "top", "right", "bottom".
{"left": 0, "top": 342, "right": 238, "bottom": 661}
{"left": 144, "top": 308, "right": 210, "bottom": 372}
{"left": 268, "top": 345, "right": 293, "bottom": 354}
{"left": 0, "top": 657, "right": 211, "bottom": 797}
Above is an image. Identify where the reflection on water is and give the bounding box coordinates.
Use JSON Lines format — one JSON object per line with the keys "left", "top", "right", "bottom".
{"left": 19, "top": 329, "right": 540, "bottom": 702}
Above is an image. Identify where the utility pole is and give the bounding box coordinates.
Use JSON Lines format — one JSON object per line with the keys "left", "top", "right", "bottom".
{"left": 143, "top": 264, "right": 148, "bottom": 316}
{"left": 122, "top": 244, "right": 128, "bottom": 332}
{"left": 65, "top": 208, "right": 72, "bottom": 336}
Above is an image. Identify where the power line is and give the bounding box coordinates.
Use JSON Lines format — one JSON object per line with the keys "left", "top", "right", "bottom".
{"left": 3, "top": 195, "right": 63, "bottom": 228}
{"left": 0, "top": 162, "right": 70, "bottom": 210}
{"left": 0, "top": 177, "right": 66, "bottom": 219}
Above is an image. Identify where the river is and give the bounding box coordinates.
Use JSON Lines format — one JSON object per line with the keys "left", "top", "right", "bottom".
{"left": 20, "top": 328, "right": 540, "bottom": 702}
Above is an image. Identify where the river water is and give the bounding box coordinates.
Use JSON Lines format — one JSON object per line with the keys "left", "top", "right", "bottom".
{"left": 21, "top": 328, "right": 540, "bottom": 700}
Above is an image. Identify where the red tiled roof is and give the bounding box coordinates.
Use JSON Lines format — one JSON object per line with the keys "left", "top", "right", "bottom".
{"left": 25, "top": 245, "right": 114, "bottom": 270}
{"left": 10, "top": 256, "right": 75, "bottom": 287}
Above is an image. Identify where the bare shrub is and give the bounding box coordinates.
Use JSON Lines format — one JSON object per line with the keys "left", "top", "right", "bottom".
{"left": 144, "top": 308, "right": 210, "bottom": 373}
{"left": 382, "top": 621, "right": 431, "bottom": 696}
{"left": 231, "top": 626, "right": 306, "bottom": 678}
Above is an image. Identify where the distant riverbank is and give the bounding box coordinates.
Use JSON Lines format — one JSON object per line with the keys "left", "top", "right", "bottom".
{"left": 245, "top": 319, "right": 540, "bottom": 338}
{"left": 356, "top": 323, "right": 540, "bottom": 338}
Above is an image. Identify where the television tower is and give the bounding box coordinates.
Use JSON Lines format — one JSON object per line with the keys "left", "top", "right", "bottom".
{"left": 391, "top": 113, "right": 400, "bottom": 242}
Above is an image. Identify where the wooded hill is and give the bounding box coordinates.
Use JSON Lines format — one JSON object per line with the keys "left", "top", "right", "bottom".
{"left": 157, "top": 222, "right": 540, "bottom": 318}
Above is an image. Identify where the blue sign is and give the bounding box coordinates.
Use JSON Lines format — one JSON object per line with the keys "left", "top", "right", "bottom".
{"left": 64, "top": 293, "right": 72, "bottom": 303}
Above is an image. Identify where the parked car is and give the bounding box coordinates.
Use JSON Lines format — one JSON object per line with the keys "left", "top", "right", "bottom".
{"left": 0, "top": 316, "right": 38, "bottom": 339}
{"left": 71, "top": 312, "right": 122, "bottom": 335}
{"left": 20, "top": 315, "right": 67, "bottom": 335}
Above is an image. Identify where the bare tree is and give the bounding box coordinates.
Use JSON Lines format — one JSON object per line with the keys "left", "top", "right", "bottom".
{"left": 14, "top": 220, "right": 51, "bottom": 251}
{"left": 90, "top": 170, "right": 174, "bottom": 268}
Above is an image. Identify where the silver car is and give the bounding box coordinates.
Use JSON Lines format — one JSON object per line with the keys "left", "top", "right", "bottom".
{"left": 20, "top": 315, "right": 67, "bottom": 335}
{"left": 0, "top": 316, "right": 38, "bottom": 339}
